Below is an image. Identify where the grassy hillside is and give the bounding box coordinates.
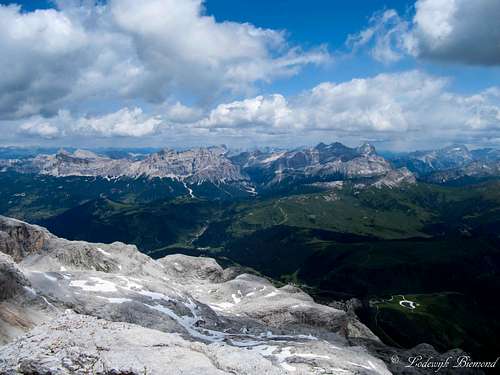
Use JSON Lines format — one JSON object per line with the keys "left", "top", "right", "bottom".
{"left": 0, "top": 171, "right": 188, "bottom": 220}
{"left": 360, "top": 293, "right": 500, "bottom": 359}
{"left": 40, "top": 197, "right": 229, "bottom": 251}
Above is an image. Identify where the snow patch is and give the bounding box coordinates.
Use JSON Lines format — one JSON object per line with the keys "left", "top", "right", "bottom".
{"left": 69, "top": 277, "right": 118, "bottom": 293}
{"left": 231, "top": 290, "right": 243, "bottom": 304}
{"left": 23, "top": 286, "right": 37, "bottom": 295}
{"left": 97, "top": 296, "right": 133, "bottom": 304}
{"left": 264, "top": 291, "right": 278, "bottom": 298}
{"left": 43, "top": 273, "right": 58, "bottom": 282}
{"left": 96, "top": 247, "right": 111, "bottom": 256}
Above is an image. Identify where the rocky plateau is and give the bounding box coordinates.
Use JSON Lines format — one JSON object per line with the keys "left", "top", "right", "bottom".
{"left": 0, "top": 216, "right": 479, "bottom": 374}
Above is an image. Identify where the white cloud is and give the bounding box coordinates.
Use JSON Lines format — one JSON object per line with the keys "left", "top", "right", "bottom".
{"left": 193, "top": 71, "right": 500, "bottom": 147}
{"left": 163, "top": 102, "right": 203, "bottom": 124}
{"left": 9, "top": 71, "right": 500, "bottom": 149}
{"left": 18, "top": 120, "right": 61, "bottom": 139}
{"left": 409, "top": 0, "right": 500, "bottom": 65}
{"left": 347, "top": 9, "right": 409, "bottom": 64}
{"left": 18, "top": 107, "right": 162, "bottom": 138}
{"left": 0, "top": 0, "right": 329, "bottom": 120}
{"left": 199, "top": 95, "right": 293, "bottom": 129}
{"left": 349, "top": 0, "right": 500, "bottom": 65}
{"left": 74, "top": 107, "right": 162, "bottom": 137}
{"left": 0, "top": 5, "right": 89, "bottom": 119}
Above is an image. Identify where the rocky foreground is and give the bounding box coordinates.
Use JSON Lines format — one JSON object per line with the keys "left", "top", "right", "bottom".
{"left": 0, "top": 216, "right": 478, "bottom": 374}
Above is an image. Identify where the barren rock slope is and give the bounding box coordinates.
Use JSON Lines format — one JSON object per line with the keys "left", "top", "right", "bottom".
{"left": 0, "top": 215, "right": 391, "bottom": 374}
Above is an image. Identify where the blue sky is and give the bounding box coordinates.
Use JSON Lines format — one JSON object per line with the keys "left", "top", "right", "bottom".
{"left": 208, "top": 0, "right": 500, "bottom": 96}
{"left": 0, "top": 0, "right": 499, "bottom": 150}
{"left": 206, "top": 0, "right": 412, "bottom": 46}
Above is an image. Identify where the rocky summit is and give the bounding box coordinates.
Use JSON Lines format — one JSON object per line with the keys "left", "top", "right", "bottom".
{"left": 21, "top": 146, "right": 247, "bottom": 185}
{"left": 235, "top": 142, "right": 396, "bottom": 187}
{"left": 0, "top": 215, "right": 484, "bottom": 374}
{"left": 0, "top": 215, "right": 392, "bottom": 374}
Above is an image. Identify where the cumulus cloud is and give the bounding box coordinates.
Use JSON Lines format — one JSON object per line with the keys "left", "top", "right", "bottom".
{"left": 199, "top": 95, "right": 293, "bottom": 129}
{"left": 194, "top": 71, "right": 500, "bottom": 146}
{"left": 163, "top": 102, "right": 204, "bottom": 124}
{"left": 18, "top": 107, "right": 162, "bottom": 138}
{"left": 18, "top": 120, "right": 62, "bottom": 139}
{"left": 10, "top": 70, "right": 500, "bottom": 148}
{"left": 0, "top": 0, "right": 329, "bottom": 120}
{"left": 74, "top": 107, "right": 162, "bottom": 137}
{"left": 349, "top": 0, "right": 500, "bottom": 65}
{"left": 409, "top": 0, "right": 500, "bottom": 65}
{"left": 0, "top": 5, "right": 89, "bottom": 119}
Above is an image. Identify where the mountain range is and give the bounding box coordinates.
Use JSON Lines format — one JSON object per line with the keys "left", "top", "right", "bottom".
{"left": 390, "top": 144, "right": 500, "bottom": 183}
{"left": 0, "top": 142, "right": 419, "bottom": 199}
{"left": 3, "top": 143, "right": 498, "bottom": 194}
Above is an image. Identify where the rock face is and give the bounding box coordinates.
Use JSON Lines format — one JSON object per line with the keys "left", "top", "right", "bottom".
{"left": 138, "top": 148, "right": 246, "bottom": 184}
{"left": 390, "top": 144, "right": 500, "bottom": 182}
{"left": 4, "top": 143, "right": 500, "bottom": 188}
{"left": 0, "top": 313, "right": 286, "bottom": 375}
{"left": 392, "top": 145, "right": 473, "bottom": 176}
{"left": 0, "top": 216, "right": 482, "bottom": 374}
{"left": 0, "top": 217, "right": 50, "bottom": 262}
{"left": 0, "top": 253, "right": 29, "bottom": 301}
{"left": 23, "top": 147, "right": 248, "bottom": 185}
{"left": 0, "top": 216, "right": 393, "bottom": 374}
{"left": 0, "top": 252, "right": 52, "bottom": 345}
{"left": 234, "top": 142, "right": 399, "bottom": 188}
{"left": 372, "top": 168, "right": 416, "bottom": 189}
{"left": 425, "top": 160, "right": 500, "bottom": 183}
{"left": 4, "top": 143, "right": 415, "bottom": 192}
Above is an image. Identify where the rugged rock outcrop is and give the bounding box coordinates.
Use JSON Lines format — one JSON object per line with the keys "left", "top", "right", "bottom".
{"left": 12, "top": 147, "right": 248, "bottom": 186}
{"left": 0, "top": 216, "right": 393, "bottom": 374}
{"left": 0, "top": 252, "right": 52, "bottom": 345}
{"left": 139, "top": 148, "right": 246, "bottom": 184}
{"left": 372, "top": 168, "right": 416, "bottom": 188}
{"left": 390, "top": 145, "right": 474, "bottom": 176}
{"left": 0, "top": 217, "right": 50, "bottom": 262}
{"left": 0, "top": 253, "right": 29, "bottom": 301}
{"left": 235, "top": 142, "right": 400, "bottom": 188}
{"left": 425, "top": 160, "right": 500, "bottom": 183}
{"left": 0, "top": 216, "right": 484, "bottom": 374}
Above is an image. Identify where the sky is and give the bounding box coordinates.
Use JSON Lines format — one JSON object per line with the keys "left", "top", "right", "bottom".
{"left": 0, "top": 0, "right": 499, "bottom": 151}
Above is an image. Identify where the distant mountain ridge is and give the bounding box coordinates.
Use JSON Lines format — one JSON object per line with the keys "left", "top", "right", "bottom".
{"left": 1, "top": 142, "right": 418, "bottom": 196}
{"left": 25, "top": 146, "right": 246, "bottom": 184}
{"left": 2, "top": 142, "right": 500, "bottom": 192}
{"left": 390, "top": 144, "right": 500, "bottom": 183}
{"left": 233, "top": 142, "right": 396, "bottom": 188}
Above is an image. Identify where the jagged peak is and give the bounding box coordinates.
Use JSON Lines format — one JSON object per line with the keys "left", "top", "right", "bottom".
{"left": 72, "top": 149, "right": 100, "bottom": 159}
{"left": 314, "top": 141, "right": 347, "bottom": 150}
{"left": 357, "top": 142, "right": 376, "bottom": 156}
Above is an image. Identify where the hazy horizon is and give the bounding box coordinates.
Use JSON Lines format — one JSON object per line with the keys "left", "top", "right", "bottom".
{"left": 0, "top": 140, "right": 494, "bottom": 155}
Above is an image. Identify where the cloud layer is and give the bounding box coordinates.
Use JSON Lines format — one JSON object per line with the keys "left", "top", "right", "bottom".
{"left": 18, "top": 107, "right": 162, "bottom": 138}
{"left": 18, "top": 71, "right": 499, "bottom": 149}
{"left": 0, "top": 0, "right": 328, "bottom": 120}
{"left": 195, "top": 71, "right": 500, "bottom": 147}
{"left": 350, "top": 0, "right": 500, "bottom": 65}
